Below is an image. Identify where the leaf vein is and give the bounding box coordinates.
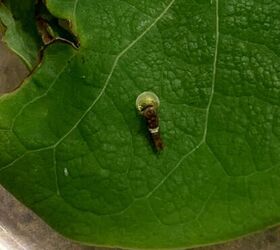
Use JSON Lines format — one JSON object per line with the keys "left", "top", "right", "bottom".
{"left": 72, "top": 0, "right": 79, "bottom": 31}
{"left": 53, "top": 0, "right": 176, "bottom": 148}
{"left": 146, "top": 0, "right": 220, "bottom": 198}
{"left": 10, "top": 54, "right": 77, "bottom": 132}
{"left": 203, "top": 0, "right": 219, "bottom": 142}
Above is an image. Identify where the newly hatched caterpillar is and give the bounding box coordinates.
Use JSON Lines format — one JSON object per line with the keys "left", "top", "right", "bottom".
{"left": 136, "top": 91, "right": 164, "bottom": 151}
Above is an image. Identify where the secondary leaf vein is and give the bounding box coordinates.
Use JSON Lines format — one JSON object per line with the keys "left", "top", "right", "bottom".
{"left": 146, "top": 0, "right": 220, "bottom": 198}
{"left": 53, "top": 0, "right": 176, "bottom": 148}
{"left": 10, "top": 54, "right": 77, "bottom": 132}
{"left": 203, "top": 0, "right": 219, "bottom": 142}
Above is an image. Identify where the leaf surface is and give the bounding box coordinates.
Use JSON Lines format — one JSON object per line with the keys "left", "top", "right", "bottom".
{"left": 1, "top": 0, "right": 280, "bottom": 248}
{"left": 0, "top": 0, "right": 42, "bottom": 69}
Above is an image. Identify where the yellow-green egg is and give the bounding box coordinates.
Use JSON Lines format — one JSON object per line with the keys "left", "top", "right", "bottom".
{"left": 136, "top": 91, "right": 160, "bottom": 113}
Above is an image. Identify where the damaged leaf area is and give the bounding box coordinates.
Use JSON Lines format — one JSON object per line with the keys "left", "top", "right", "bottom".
{"left": 0, "top": 0, "right": 42, "bottom": 69}
{"left": 1, "top": 0, "right": 280, "bottom": 249}
{"left": 0, "top": 0, "right": 78, "bottom": 70}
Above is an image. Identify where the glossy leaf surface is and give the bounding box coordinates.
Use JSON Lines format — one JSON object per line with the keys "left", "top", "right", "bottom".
{"left": 1, "top": 0, "right": 280, "bottom": 248}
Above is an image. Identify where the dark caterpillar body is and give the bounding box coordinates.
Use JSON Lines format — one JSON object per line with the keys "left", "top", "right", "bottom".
{"left": 142, "top": 105, "right": 164, "bottom": 151}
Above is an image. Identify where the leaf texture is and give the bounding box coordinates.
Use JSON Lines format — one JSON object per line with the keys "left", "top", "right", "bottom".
{"left": 1, "top": 0, "right": 280, "bottom": 248}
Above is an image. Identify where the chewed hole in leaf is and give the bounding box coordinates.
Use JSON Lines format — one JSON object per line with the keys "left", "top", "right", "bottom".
{"left": 36, "top": 0, "right": 79, "bottom": 48}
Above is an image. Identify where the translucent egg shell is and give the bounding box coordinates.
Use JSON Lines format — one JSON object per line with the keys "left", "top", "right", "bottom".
{"left": 136, "top": 91, "right": 160, "bottom": 113}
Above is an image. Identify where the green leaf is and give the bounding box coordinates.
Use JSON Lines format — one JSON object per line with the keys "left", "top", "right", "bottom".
{"left": 1, "top": 0, "right": 280, "bottom": 248}
{"left": 0, "top": 0, "right": 42, "bottom": 69}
